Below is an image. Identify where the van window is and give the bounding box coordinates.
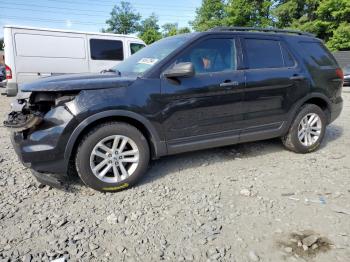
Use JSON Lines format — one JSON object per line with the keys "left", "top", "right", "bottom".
{"left": 15, "top": 33, "right": 86, "bottom": 59}
{"left": 245, "top": 39, "right": 285, "bottom": 69}
{"left": 130, "top": 43, "right": 145, "bottom": 55}
{"left": 299, "top": 42, "right": 337, "bottom": 67}
{"left": 90, "top": 39, "right": 124, "bottom": 60}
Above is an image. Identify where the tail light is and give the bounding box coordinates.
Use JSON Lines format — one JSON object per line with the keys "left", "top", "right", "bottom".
{"left": 5, "top": 64, "right": 12, "bottom": 80}
{"left": 336, "top": 68, "right": 344, "bottom": 80}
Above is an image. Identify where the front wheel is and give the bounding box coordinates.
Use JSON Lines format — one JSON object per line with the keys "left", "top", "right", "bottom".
{"left": 75, "top": 122, "right": 150, "bottom": 192}
{"left": 282, "top": 104, "right": 327, "bottom": 153}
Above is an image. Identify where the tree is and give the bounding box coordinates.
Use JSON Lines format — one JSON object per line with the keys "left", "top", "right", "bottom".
{"left": 191, "top": 0, "right": 227, "bottom": 31}
{"left": 191, "top": 0, "right": 274, "bottom": 31}
{"left": 327, "top": 22, "right": 350, "bottom": 51}
{"left": 225, "top": 0, "right": 273, "bottom": 27}
{"left": 177, "top": 27, "right": 191, "bottom": 34}
{"left": 138, "top": 14, "right": 162, "bottom": 44}
{"left": 0, "top": 38, "right": 3, "bottom": 51}
{"left": 104, "top": 1, "right": 141, "bottom": 34}
{"left": 273, "top": 0, "right": 319, "bottom": 28}
{"left": 162, "top": 23, "right": 179, "bottom": 37}
{"left": 162, "top": 23, "right": 191, "bottom": 37}
{"left": 274, "top": 0, "right": 350, "bottom": 49}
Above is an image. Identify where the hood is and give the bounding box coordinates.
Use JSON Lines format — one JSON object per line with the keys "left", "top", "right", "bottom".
{"left": 20, "top": 73, "right": 136, "bottom": 92}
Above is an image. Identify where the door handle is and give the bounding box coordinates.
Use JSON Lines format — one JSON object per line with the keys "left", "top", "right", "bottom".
{"left": 290, "top": 75, "right": 306, "bottom": 81}
{"left": 220, "top": 81, "right": 239, "bottom": 88}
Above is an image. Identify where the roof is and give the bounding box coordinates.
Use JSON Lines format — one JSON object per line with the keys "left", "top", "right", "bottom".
{"left": 3, "top": 25, "right": 142, "bottom": 40}
{"left": 207, "top": 26, "right": 315, "bottom": 38}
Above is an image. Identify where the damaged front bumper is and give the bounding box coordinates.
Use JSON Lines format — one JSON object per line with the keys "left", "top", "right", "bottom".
{"left": 4, "top": 111, "right": 43, "bottom": 132}
{"left": 3, "top": 92, "right": 43, "bottom": 131}
{"left": 4, "top": 92, "right": 79, "bottom": 186}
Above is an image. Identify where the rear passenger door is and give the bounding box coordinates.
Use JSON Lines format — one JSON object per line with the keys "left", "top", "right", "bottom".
{"left": 241, "top": 36, "right": 308, "bottom": 135}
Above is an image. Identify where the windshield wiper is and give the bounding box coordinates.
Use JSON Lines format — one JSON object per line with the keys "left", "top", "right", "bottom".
{"left": 100, "top": 68, "right": 121, "bottom": 76}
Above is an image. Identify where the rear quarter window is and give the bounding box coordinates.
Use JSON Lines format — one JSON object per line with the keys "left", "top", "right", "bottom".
{"left": 90, "top": 39, "right": 124, "bottom": 61}
{"left": 244, "top": 38, "right": 295, "bottom": 69}
{"left": 298, "top": 41, "right": 337, "bottom": 67}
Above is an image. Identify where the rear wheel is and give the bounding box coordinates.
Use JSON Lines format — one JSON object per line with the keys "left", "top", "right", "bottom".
{"left": 282, "top": 104, "right": 327, "bottom": 153}
{"left": 75, "top": 122, "right": 150, "bottom": 192}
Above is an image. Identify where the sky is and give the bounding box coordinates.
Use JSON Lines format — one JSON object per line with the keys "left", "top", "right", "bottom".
{"left": 0, "top": 0, "right": 202, "bottom": 37}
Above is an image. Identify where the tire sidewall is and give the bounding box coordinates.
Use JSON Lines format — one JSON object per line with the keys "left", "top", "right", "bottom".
{"left": 76, "top": 123, "right": 150, "bottom": 192}
{"left": 289, "top": 104, "right": 327, "bottom": 153}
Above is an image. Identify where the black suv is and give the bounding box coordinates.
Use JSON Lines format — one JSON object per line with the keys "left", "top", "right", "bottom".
{"left": 4, "top": 27, "right": 344, "bottom": 192}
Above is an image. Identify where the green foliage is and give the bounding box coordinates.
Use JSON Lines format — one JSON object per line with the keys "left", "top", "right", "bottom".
{"left": 276, "top": 0, "right": 350, "bottom": 49}
{"left": 162, "top": 23, "right": 179, "bottom": 37}
{"left": 139, "top": 29, "right": 162, "bottom": 44}
{"left": 225, "top": 0, "right": 273, "bottom": 28}
{"left": 104, "top": 1, "right": 141, "bottom": 34}
{"left": 103, "top": 0, "right": 349, "bottom": 51}
{"left": 138, "top": 14, "right": 162, "bottom": 44}
{"left": 162, "top": 23, "right": 191, "bottom": 37}
{"left": 104, "top": 3, "right": 192, "bottom": 45}
{"left": 191, "top": 0, "right": 227, "bottom": 31}
{"left": 192, "top": 0, "right": 350, "bottom": 50}
{"left": 0, "top": 38, "right": 3, "bottom": 51}
{"left": 327, "top": 22, "right": 350, "bottom": 51}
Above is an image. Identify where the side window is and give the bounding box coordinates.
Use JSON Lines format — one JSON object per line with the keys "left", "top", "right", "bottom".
{"left": 281, "top": 45, "right": 296, "bottom": 67}
{"left": 90, "top": 39, "right": 124, "bottom": 60}
{"left": 298, "top": 42, "right": 337, "bottom": 67}
{"left": 130, "top": 43, "right": 145, "bottom": 55}
{"left": 245, "top": 39, "right": 284, "bottom": 69}
{"left": 175, "top": 38, "right": 237, "bottom": 74}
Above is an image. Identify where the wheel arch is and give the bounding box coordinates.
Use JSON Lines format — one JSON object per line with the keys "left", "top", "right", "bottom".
{"left": 286, "top": 93, "right": 332, "bottom": 132}
{"left": 64, "top": 110, "right": 167, "bottom": 163}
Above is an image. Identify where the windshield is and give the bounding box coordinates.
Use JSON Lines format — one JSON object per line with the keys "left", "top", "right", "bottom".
{"left": 111, "top": 34, "right": 194, "bottom": 76}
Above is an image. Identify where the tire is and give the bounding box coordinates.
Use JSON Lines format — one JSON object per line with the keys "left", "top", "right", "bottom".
{"left": 75, "top": 122, "right": 150, "bottom": 192}
{"left": 282, "top": 104, "right": 327, "bottom": 154}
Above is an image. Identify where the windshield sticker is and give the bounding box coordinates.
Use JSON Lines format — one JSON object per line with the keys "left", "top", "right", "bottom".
{"left": 138, "top": 58, "right": 159, "bottom": 65}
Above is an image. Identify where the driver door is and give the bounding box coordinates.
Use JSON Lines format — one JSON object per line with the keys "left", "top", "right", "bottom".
{"left": 160, "top": 36, "right": 245, "bottom": 153}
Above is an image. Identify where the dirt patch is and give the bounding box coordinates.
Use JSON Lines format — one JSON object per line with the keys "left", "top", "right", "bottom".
{"left": 276, "top": 230, "right": 333, "bottom": 260}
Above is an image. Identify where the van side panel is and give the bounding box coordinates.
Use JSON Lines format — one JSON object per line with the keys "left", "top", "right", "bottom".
{"left": 13, "top": 29, "right": 89, "bottom": 84}
{"left": 3, "top": 25, "right": 145, "bottom": 96}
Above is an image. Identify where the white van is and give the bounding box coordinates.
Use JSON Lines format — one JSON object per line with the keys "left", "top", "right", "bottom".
{"left": 3, "top": 25, "right": 146, "bottom": 96}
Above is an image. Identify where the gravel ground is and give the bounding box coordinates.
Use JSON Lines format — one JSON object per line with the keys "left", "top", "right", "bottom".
{"left": 0, "top": 90, "right": 350, "bottom": 262}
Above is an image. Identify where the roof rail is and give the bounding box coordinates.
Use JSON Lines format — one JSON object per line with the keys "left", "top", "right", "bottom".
{"left": 208, "top": 27, "right": 315, "bottom": 37}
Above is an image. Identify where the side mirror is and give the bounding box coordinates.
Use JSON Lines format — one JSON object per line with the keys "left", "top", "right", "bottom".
{"left": 163, "top": 62, "right": 195, "bottom": 78}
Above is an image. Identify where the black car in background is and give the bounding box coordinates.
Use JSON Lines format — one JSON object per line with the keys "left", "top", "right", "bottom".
{"left": 0, "top": 64, "right": 5, "bottom": 82}
{"left": 4, "top": 27, "right": 344, "bottom": 192}
{"left": 343, "top": 65, "right": 350, "bottom": 86}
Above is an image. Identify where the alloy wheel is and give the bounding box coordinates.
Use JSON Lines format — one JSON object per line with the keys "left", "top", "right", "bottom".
{"left": 89, "top": 135, "right": 139, "bottom": 183}
{"left": 297, "top": 113, "right": 322, "bottom": 147}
